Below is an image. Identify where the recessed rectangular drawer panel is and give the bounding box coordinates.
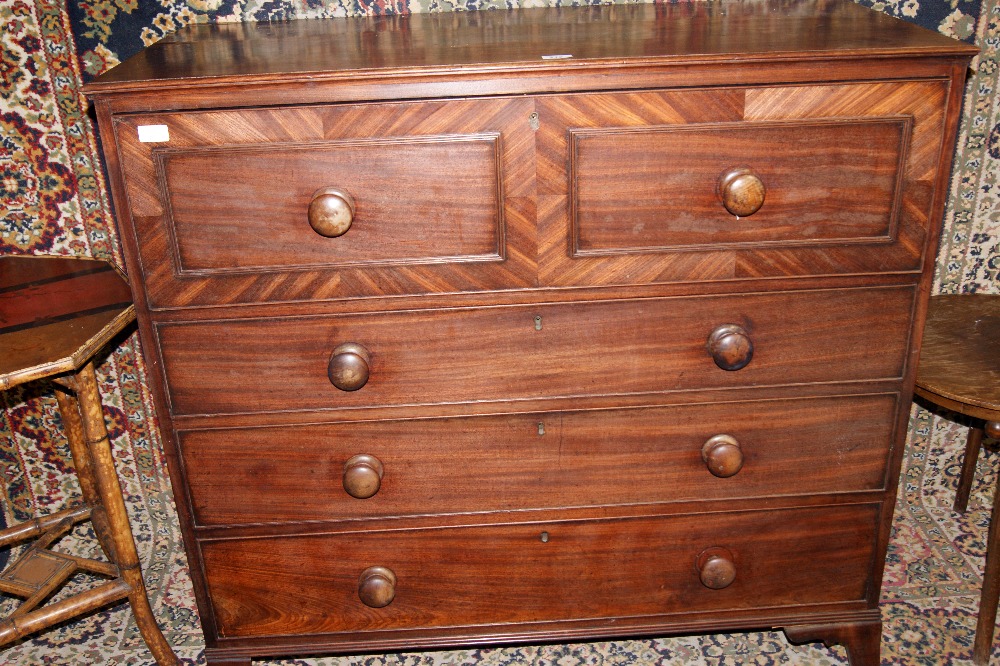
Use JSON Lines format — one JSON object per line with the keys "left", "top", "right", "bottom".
{"left": 159, "top": 136, "right": 501, "bottom": 270}
{"left": 201, "top": 504, "right": 878, "bottom": 638}
{"left": 572, "top": 118, "right": 907, "bottom": 252}
{"left": 180, "top": 394, "right": 897, "bottom": 527}
{"left": 113, "top": 97, "right": 537, "bottom": 308}
{"left": 157, "top": 286, "right": 914, "bottom": 416}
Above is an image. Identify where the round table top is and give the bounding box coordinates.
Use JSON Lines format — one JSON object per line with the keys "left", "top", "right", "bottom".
{"left": 915, "top": 294, "right": 1000, "bottom": 422}
{"left": 0, "top": 255, "right": 135, "bottom": 390}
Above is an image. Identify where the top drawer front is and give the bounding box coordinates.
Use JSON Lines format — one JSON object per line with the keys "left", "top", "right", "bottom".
{"left": 572, "top": 118, "right": 907, "bottom": 252}
{"left": 114, "top": 98, "right": 537, "bottom": 308}
{"left": 160, "top": 137, "right": 501, "bottom": 271}
{"left": 537, "top": 81, "right": 948, "bottom": 286}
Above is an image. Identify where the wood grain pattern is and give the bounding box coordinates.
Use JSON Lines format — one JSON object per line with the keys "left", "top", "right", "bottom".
{"left": 0, "top": 257, "right": 129, "bottom": 333}
{"left": 156, "top": 286, "right": 914, "bottom": 417}
{"left": 202, "top": 504, "right": 878, "bottom": 638}
{"left": 915, "top": 295, "right": 1000, "bottom": 417}
{"left": 537, "top": 81, "right": 947, "bottom": 287}
{"left": 179, "top": 394, "right": 898, "bottom": 527}
{"left": 0, "top": 257, "right": 134, "bottom": 389}
{"left": 571, "top": 117, "right": 907, "bottom": 252}
{"left": 85, "top": 1, "right": 974, "bottom": 96}
{"left": 82, "top": 2, "right": 976, "bottom": 663}
{"left": 158, "top": 135, "right": 503, "bottom": 272}
{"left": 114, "top": 97, "right": 537, "bottom": 308}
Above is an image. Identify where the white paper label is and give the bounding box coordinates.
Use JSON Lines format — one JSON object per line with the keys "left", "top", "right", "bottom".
{"left": 137, "top": 125, "right": 170, "bottom": 143}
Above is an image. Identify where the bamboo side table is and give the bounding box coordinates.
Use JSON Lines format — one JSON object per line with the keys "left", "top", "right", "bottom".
{"left": 914, "top": 294, "right": 1000, "bottom": 666}
{"left": 0, "top": 255, "right": 177, "bottom": 665}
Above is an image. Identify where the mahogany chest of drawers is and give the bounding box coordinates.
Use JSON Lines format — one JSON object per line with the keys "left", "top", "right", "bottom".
{"left": 84, "top": 2, "right": 976, "bottom": 664}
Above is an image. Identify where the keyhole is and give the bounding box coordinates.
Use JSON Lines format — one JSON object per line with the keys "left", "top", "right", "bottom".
{"left": 540, "top": 531, "right": 549, "bottom": 543}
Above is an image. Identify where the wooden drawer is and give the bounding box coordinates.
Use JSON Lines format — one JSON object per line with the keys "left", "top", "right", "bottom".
{"left": 201, "top": 503, "right": 878, "bottom": 638}
{"left": 571, "top": 117, "right": 908, "bottom": 251}
{"left": 157, "top": 286, "right": 914, "bottom": 416}
{"left": 113, "top": 97, "right": 537, "bottom": 308}
{"left": 536, "top": 81, "right": 948, "bottom": 286}
{"left": 180, "top": 394, "right": 898, "bottom": 527}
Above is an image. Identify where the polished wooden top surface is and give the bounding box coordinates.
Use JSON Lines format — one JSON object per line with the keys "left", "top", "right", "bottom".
{"left": 0, "top": 256, "right": 135, "bottom": 390}
{"left": 85, "top": 0, "right": 977, "bottom": 93}
{"left": 916, "top": 295, "right": 1000, "bottom": 417}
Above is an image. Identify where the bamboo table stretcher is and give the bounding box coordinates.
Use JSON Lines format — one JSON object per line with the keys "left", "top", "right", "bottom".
{"left": 0, "top": 255, "right": 177, "bottom": 665}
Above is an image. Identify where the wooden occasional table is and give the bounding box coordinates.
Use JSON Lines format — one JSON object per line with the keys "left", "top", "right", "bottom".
{"left": 0, "top": 255, "right": 177, "bottom": 665}
{"left": 915, "top": 294, "right": 1000, "bottom": 666}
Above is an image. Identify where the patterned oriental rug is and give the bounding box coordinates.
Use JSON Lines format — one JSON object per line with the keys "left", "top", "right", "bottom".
{"left": 2, "top": 0, "right": 999, "bottom": 664}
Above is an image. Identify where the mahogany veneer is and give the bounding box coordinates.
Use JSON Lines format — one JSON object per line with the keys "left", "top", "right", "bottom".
{"left": 84, "top": 1, "right": 977, "bottom": 664}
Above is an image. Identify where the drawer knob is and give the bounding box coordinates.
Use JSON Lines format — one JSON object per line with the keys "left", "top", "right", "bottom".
{"left": 343, "top": 454, "right": 384, "bottom": 499}
{"left": 358, "top": 566, "right": 396, "bottom": 608}
{"left": 707, "top": 324, "right": 753, "bottom": 371}
{"left": 328, "top": 342, "right": 371, "bottom": 391}
{"left": 308, "top": 187, "right": 356, "bottom": 238}
{"left": 698, "top": 547, "right": 737, "bottom": 590}
{"left": 718, "top": 168, "right": 765, "bottom": 217}
{"left": 701, "top": 434, "right": 744, "bottom": 478}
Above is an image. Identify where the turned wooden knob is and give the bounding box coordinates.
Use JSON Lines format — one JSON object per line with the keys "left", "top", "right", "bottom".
{"left": 698, "top": 547, "right": 736, "bottom": 590}
{"left": 718, "top": 168, "right": 765, "bottom": 217}
{"left": 702, "top": 434, "right": 744, "bottom": 478}
{"left": 707, "top": 324, "right": 753, "bottom": 371}
{"left": 308, "top": 187, "right": 356, "bottom": 238}
{"left": 986, "top": 421, "right": 1000, "bottom": 440}
{"left": 343, "top": 454, "right": 384, "bottom": 499}
{"left": 358, "top": 566, "right": 396, "bottom": 608}
{"left": 328, "top": 343, "right": 371, "bottom": 391}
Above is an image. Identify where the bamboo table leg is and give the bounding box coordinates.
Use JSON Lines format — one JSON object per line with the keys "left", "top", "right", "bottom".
{"left": 0, "top": 363, "right": 178, "bottom": 665}
{"left": 72, "top": 361, "right": 178, "bottom": 666}
{"left": 53, "top": 384, "right": 116, "bottom": 563}
{"left": 0, "top": 255, "right": 177, "bottom": 660}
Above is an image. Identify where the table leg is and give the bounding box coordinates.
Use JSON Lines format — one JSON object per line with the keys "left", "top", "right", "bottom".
{"left": 53, "top": 385, "right": 116, "bottom": 562}
{"left": 973, "top": 421, "right": 1000, "bottom": 664}
{"left": 955, "top": 425, "right": 985, "bottom": 514}
{"left": 74, "top": 361, "right": 179, "bottom": 666}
